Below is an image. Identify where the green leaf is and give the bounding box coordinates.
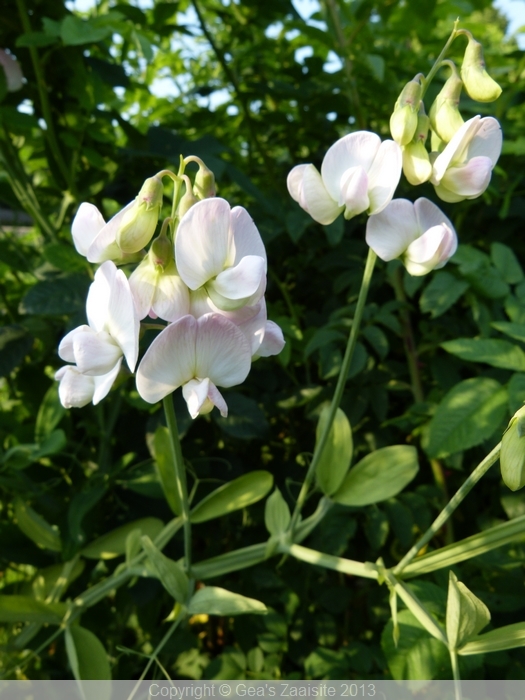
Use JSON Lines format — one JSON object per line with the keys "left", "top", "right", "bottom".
{"left": 491, "top": 242, "right": 524, "bottom": 284}
{"left": 305, "top": 329, "right": 346, "bottom": 358}
{"left": 22, "top": 560, "right": 85, "bottom": 599}
{"left": 332, "top": 445, "right": 419, "bottom": 507}
{"left": 153, "top": 426, "right": 182, "bottom": 516}
{"left": 500, "top": 407, "right": 525, "bottom": 491}
{"left": 441, "top": 338, "right": 525, "bottom": 372}
{"left": 188, "top": 586, "right": 267, "bottom": 616}
{"left": 190, "top": 471, "right": 273, "bottom": 524}
{"left": 446, "top": 572, "right": 491, "bottom": 649}
{"left": 315, "top": 405, "right": 353, "bottom": 496}
{"left": 35, "top": 384, "right": 66, "bottom": 442}
{"left": 492, "top": 321, "right": 525, "bottom": 344}
{"left": 65, "top": 626, "right": 111, "bottom": 680}
{"left": 459, "top": 622, "right": 525, "bottom": 655}
{"left": 16, "top": 32, "right": 58, "bottom": 47}
{"left": 323, "top": 216, "right": 344, "bottom": 246}
{"left": 141, "top": 536, "right": 189, "bottom": 603}
{"left": 419, "top": 272, "right": 469, "bottom": 319}
{"left": 264, "top": 488, "right": 291, "bottom": 536}
{"left": 80, "top": 517, "right": 164, "bottom": 559}
{"left": 14, "top": 498, "right": 62, "bottom": 552}
{"left": 426, "top": 378, "right": 508, "bottom": 459}
{"left": 21, "top": 276, "right": 90, "bottom": 315}
{"left": 0, "top": 595, "right": 66, "bottom": 624}
{"left": 0, "top": 325, "right": 32, "bottom": 377}
{"left": 381, "top": 609, "right": 450, "bottom": 681}
{"left": 60, "top": 15, "right": 119, "bottom": 45}
{"left": 508, "top": 373, "right": 525, "bottom": 415}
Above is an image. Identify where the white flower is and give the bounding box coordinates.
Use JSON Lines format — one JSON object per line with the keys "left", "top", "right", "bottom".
{"left": 56, "top": 261, "right": 139, "bottom": 406}
{"left": 136, "top": 313, "right": 252, "bottom": 417}
{"left": 287, "top": 132, "right": 402, "bottom": 225}
{"left": 129, "top": 257, "right": 190, "bottom": 322}
{"left": 366, "top": 198, "right": 457, "bottom": 276}
{"left": 431, "top": 116, "right": 502, "bottom": 203}
{"left": 175, "top": 198, "right": 267, "bottom": 312}
{"left": 72, "top": 202, "right": 135, "bottom": 263}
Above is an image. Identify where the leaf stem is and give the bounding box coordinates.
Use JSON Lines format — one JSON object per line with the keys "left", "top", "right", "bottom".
{"left": 393, "top": 442, "right": 501, "bottom": 575}
{"left": 163, "top": 395, "right": 192, "bottom": 572}
{"left": 287, "top": 248, "right": 377, "bottom": 533}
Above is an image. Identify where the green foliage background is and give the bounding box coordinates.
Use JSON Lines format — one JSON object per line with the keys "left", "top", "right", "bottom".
{"left": 1, "top": 0, "right": 525, "bottom": 681}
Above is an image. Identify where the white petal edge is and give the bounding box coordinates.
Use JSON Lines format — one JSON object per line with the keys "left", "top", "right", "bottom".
{"left": 367, "top": 140, "right": 403, "bottom": 215}
{"left": 365, "top": 199, "right": 419, "bottom": 261}
{"left": 71, "top": 203, "right": 106, "bottom": 257}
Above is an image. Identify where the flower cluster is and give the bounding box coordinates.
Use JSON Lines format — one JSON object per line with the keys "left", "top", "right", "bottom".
{"left": 56, "top": 162, "right": 285, "bottom": 418}
{"left": 287, "top": 29, "right": 502, "bottom": 277}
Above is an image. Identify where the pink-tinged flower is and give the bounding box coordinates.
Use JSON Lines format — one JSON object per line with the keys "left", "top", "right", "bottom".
{"left": 366, "top": 198, "right": 457, "bottom": 276}
{"left": 56, "top": 261, "right": 139, "bottom": 407}
{"left": 129, "top": 258, "right": 190, "bottom": 322}
{"left": 0, "top": 49, "right": 23, "bottom": 92}
{"left": 175, "top": 198, "right": 267, "bottom": 312}
{"left": 72, "top": 202, "right": 136, "bottom": 263}
{"left": 136, "top": 314, "right": 252, "bottom": 417}
{"left": 431, "top": 116, "right": 502, "bottom": 203}
{"left": 287, "top": 132, "right": 402, "bottom": 225}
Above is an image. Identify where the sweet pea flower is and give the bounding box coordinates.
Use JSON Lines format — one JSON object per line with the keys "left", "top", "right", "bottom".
{"left": 175, "top": 198, "right": 267, "bottom": 312}
{"left": 431, "top": 116, "right": 502, "bottom": 203}
{"left": 366, "top": 198, "right": 457, "bottom": 276}
{"left": 56, "top": 261, "right": 139, "bottom": 407}
{"left": 129, "top": 234, "right": 190, "bottom": 322}
{"left": 72, "top": 202, "right": 137, "bottom": 263}
{"left": 287, "top": 132, "right": 402, "bottom": 225}
{"left": 136, "top": 314, "right": 252, "bottom": 417}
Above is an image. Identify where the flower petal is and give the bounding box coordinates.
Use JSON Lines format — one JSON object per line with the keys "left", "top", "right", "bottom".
{"left": 175, "top": 198, "right": 231, "bottom": 290}
{"left": 92, "top": 359, "right": 123, "bottom": 405}
{"left": 128, "top": 258, "right": 157, "bottom": 320}
{"left": 152, "top": 261, "right": 190, "bottom": 322}
{"left": 321, "top": 132, "right": 380, "bottom": 202}
{"left": 182, "top": 378, "right": 211, "bottom": 419}
{"left": 299, "top": 164, "right": 343, "bottom": 225}
{"left": 431, "top": 115, "right": 482, "bottom": 184}
{"left": 229, "top": 206, "right": 267, "bottom": 270}
{"left": 55, "top": 366, "right": 94, "bottom": 408}
{"left": 87, "top": 201, "right": 135, "bottom": 263}
{"left": 367, "top": 140, "right": 403, "bottom": 214}
{"left": 58, "top": 325, "right": 91, "bottom": 363}
{"left": 255, "top": 321, "right": 286, "bottom": 358}
{"left": 465, "top": 116, "right": 502, "bottom": 166}
{"left": 86, "top": 261, "right": 115, "bottom": 333}
{"left": 440, "top": 156, "right": 493, "bottom": 199}
{"left": 287, "top": 164, "right": 309, "bottom": 204}
{"left": 365, "top": 199, "right": 419, "bottom": 261}
{"left": 73, "top": 331, "right": 122, "bottom": 376}
{"left": 405, "top": 224, "right": 457, "bottom": 276}
{"left": 414, "top": 197, "right": 455, "bottom": 235}
{"left": 136, "top": 316, "right": 197, "bottom": 404}
{"left": 210, "top": 255, "right": 266, "bottom": 301}
{"left": 207, "top": 382, "right": 228, "bottom": 417}
{"left": 194, "top": 314, "right": 252, "bottom": 387}
{"left": 71, "top": 203, "right": 106, "bottom": 257}
{"left": 107, "top": 269, "right": 139, "bottom": 371}
{"left": 339, "top": 166, "right": 370, "bottom": 217}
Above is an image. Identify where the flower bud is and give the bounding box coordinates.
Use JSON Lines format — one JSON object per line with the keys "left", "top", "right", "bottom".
{"left": 116, "top": 177, "right": 163, "bottom": 254}
{"left": 403, "top": 142, "right": 432, "bottom": 185}
{"left": 389, "top": 79, "right": 423, "bottom": 146}
{"left": 193, "top": 162, "right": 216, "bottom": 199}
{"left": 149, "top": 231, "right": 173, "bottom": 271}
{"left": 178, "top": 177, "right": 199, "bottom": 220}
{"left": 461, "top": 38, "right": 502, "bottom": 103}
{"left": 501, "top": 406, "right": 525, "bottom": 491}
{"left": 0, "top": 49, "right": 23, "bottom": 92}
{"left": 429, "top": 71, "right": 464, "bottom": 143}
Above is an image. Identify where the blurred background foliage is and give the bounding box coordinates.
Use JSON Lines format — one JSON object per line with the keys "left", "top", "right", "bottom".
{"left": 1, "top": 0, "right": 525, "bottom": 681}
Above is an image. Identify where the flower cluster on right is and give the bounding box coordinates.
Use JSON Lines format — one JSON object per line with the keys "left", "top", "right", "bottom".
{"left": 287, "top": 29, "right": 502, "bottom": 276}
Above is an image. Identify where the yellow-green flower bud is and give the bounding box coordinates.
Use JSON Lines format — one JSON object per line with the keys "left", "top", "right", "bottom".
{"left": 149, "top": 231, "right": 173, "bottom": 271}
{"left": 389, "top": 79, "right": 423, "bottom": 146}
{"left": 117, "top": 177, "right": 163, "bottom": 254}
{"left": 193, "top": 162, "right": 216, "bottom": 199}
{"left": 177, "top": 177, "right": 199, "bottom": 220}
{"left": 429, "top": 71, "right": 464, "bottom": 143}
{"left": 403, "top": 142, "right": 432, "bottom": 185}
{"left": 461, "top": 38, "right": 502, "bottom": 103}
{"left": 501, "top": 406, "right": 525, "bottom": 491}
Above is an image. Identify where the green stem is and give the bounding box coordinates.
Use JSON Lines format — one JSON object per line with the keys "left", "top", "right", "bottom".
{"left": 16, "top": 0, "right": 76, "bottom": 195}
{"left": 393, "top": 442, "right": 501, "bottom": 575}
{"left": 163, "top": 395, "right": 192, "bottom": 572}
{"left": 288, "top": 248, "right": 377, "bottom": 533}
{"left": 282, "top": 543, "right": 378, "bottom": 580}
{"left": 127, "top": 617, "right": 183, "bottom": 697}
{"left": 451, "top": 651, "right": 463, "bottom": 698}
{"left": 420, "top": 19, "right": 461, "bottom": 99}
